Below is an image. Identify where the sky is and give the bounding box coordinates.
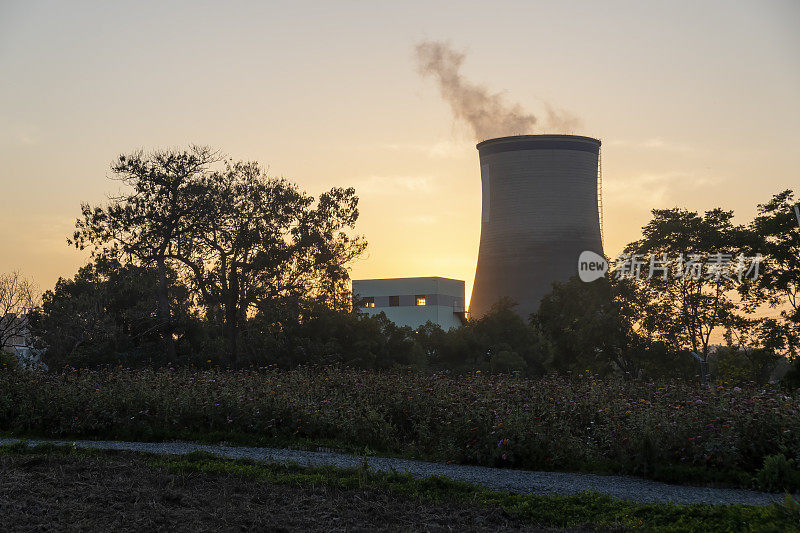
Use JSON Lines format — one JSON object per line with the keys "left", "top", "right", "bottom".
{"left": 1, "top": 0, "right": 798, "bottom": 305}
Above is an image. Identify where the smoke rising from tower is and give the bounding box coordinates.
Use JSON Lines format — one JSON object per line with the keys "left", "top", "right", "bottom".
{"left": 414, "top": 41, "right": 582, "bottom": 139}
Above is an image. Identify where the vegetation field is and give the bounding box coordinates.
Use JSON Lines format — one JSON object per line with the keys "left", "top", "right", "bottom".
{"left": 2, "top": 366, "right": 798, "bottom": 491}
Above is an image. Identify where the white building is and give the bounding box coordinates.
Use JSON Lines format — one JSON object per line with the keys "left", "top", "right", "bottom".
{"left": 352, "top": 277, "right": 466, "bottom": 330}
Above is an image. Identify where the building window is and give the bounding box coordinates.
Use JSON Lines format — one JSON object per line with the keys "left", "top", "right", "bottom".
{"left": 416, "top": 295, "right": 426, "bottom": 306}
{"left": 362, "top": 297, "right": 375, "bottom": 308}
{"left": 389, "top": 295, "right": 400, "bottom": 307}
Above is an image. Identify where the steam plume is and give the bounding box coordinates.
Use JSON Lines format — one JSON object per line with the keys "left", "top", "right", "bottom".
{"left": 415, "top": 40, "right": 582, "bottom": 139}
{"left": 544, "top": 103, "right": 582, "bottom": 132}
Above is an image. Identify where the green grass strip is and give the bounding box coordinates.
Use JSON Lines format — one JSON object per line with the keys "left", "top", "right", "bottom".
{"left": 1, "top": 442, "right": 798, "bottom": 532}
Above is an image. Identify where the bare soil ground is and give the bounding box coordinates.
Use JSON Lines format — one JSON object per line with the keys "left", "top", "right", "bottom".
{"left": 0, "top": 454, "right": 577, "bottom": 532}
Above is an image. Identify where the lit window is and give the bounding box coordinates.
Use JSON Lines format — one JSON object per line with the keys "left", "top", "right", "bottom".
{"left": 416, "top": 295, "right": 426, "bottom": 306}
{"left": 362, "top": 297, "right": 375, "bottom": 308}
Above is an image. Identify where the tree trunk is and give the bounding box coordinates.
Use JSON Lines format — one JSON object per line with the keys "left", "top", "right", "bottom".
{"left": 156, "top": 257, "right": 177, "bottom": 360}
{"left": 223, "top": 265, "right": 239, "bottom": 365}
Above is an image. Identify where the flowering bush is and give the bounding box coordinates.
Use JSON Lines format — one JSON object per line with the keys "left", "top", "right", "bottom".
{"left": 1, "top": 366, "right": 798, "bottom": 482}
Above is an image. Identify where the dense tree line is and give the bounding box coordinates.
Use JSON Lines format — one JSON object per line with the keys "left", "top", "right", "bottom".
{"left": 532, "top": 190, "right": 799, "bottom": 382}
{"left": 6, "top": 147, "right": 800, "bottom": 383}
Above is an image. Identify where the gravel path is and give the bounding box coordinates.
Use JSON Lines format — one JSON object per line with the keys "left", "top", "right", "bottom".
{"left": 0, "top": 437, "right": 787, "bottom": 506}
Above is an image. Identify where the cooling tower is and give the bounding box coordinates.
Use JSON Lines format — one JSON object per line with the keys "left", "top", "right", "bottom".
{"left": 469, "top": 134, "right": 603, "bottom": 319}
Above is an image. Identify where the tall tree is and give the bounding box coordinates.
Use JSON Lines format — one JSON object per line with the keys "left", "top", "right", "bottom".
{"left": 70, "top": 148, "right": 366, "bottom": 364}
{"left": 184, "top": 161, "right": 366, "bottom": 361}
{"left": 70, "top": 146, "right": 219, "bottom": 359}
{"left": 740, "top": 189, "right": 800, "bottom": 356}
{"left": 621, "top": 208, "right": 751, "bottom": 359}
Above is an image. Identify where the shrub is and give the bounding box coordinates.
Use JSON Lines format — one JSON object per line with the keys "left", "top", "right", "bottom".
{"left": 490, "top": 350, "right": 526, "bottom": 374}
{"left": 0, "top": 350, "right": 16, "bottom": 368}
{"left": 710, "top": 347, "right": 779, "bottom": 385}
{"left": 756, "top": 454, "right": 800, "bottom": 492}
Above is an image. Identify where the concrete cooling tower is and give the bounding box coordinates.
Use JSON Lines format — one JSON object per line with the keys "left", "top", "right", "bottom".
{"left": 469, "top": 134, "right": 603, "bottom": 319}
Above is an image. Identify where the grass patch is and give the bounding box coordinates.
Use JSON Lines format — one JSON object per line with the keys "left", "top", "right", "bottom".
{"left": 2, "top": 441, "right": 797, "bottom": 532}
{"left": 0, "top": 427, "right": 785, "bottom": 493}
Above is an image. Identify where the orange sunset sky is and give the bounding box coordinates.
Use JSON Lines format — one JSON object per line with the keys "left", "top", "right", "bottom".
{"left": 1, "top": 1, "right": 798, "bottom": 304}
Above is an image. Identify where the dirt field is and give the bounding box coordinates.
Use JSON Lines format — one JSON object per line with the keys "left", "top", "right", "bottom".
{"left": 0, "top": 453, "right": 570, "bottom": 532}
